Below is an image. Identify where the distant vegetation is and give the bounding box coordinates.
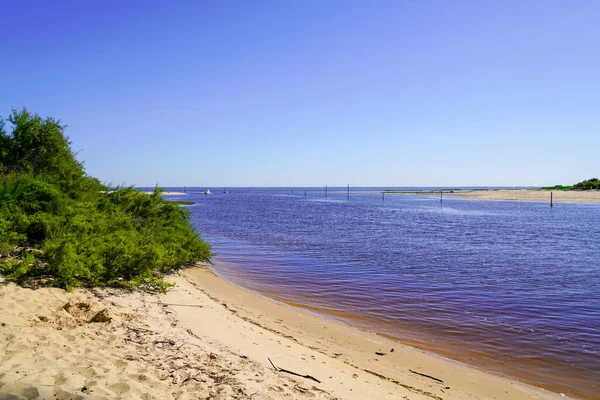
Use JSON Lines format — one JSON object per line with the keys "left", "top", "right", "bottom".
{"left": 542, "top": 178, "right": 599, "bottom": 191}
{"left": 0, "top": 109, "right": 211, "bottom": 291}
{"left": 540, "top": 185, "right": 573, "bottom": 191}
{"left": 573, "top": 178, "right": 600, "bottom": 190}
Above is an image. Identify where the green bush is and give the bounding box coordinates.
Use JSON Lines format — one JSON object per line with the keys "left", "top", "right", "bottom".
{"left": 0, "top": 109, "right": 211, "bottom": 291}
{"left": 573, "top": 178, "right": 599, "bottom": 190}
{"left": 540, "top": 185, "right": 573, "bottom": 191}
{"left": 542, "top": 179, "right": 599, "bottom": 191}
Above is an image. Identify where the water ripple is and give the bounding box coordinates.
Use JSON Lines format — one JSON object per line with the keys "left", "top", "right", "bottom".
{"left": 178, "top": 188, "right": 600, "bottom": 399}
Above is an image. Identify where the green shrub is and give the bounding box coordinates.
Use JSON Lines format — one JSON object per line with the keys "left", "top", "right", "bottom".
{"left": 573, "top": 178, "right": 599, "bottom": 190}
{"left": 0, "top": 109, "right": 211, "bottom": 291}
{"left": 540, "top": 185, "right": 573, "bottom": 191}
{"left": 542, "top": 179, "right": 599, "bottom": 191}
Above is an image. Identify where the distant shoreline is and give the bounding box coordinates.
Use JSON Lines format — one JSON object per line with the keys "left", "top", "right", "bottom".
{"left": 385, "top": 189, "right": 600, "bottom": 203}
{"left": 142, "top": 191, "right": 186, "bottom": 195}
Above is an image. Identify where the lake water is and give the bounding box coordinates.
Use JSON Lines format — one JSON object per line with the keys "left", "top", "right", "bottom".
{"left": 165, "top": 187, "right": 599, "bottom": 399}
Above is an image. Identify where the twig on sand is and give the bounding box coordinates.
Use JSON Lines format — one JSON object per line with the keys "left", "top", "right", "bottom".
{"left": 161, "top": 303, "right": 204, "bottom": 308}
{"left": 409, "top": 369, "right": 444, "bottom": 383}
{"left": 268, "top": 358, "right": 321, "bottom": 383}
{"left": 126, "top": 326, "right": 155, "bottom": 334}
{"left": 153, "top": 339, "right": 177, "bottom": 346}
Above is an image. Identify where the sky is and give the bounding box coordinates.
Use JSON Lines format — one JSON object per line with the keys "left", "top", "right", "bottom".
{"left": 1, "top": 0, "right": 599, "bottom": 187}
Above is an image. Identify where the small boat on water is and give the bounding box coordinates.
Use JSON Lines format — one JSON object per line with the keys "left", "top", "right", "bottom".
{"left": 204, "top": 189, "right": 211, "bottom": 195}
{"left": 223, "top": 189, "right": 229, "bottom": 193}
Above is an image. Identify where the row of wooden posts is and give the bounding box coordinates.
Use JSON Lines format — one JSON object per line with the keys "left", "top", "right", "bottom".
{"left": 291, "top": 186, "right": 448, "bottom": 202}
{"left": 291, "top": 187, "right": 555, "bottom": 207}
{"left": 291, "top": 185, "right": 351, "bottom": 200}
{"left": 184, "top": 185, "right": 555, "bottom": 207}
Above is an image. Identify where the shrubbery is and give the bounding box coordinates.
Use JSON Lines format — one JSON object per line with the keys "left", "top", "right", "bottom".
{"left": 540, "top": 185, "right": 573, "bottom": 191}
{"left": 0, "top": 109, "right": 211, "bottom": 291}
{"left": 573, "top": 178, "right": 599, "bottom": 190}
{"left": 542, "top": 179, "right": 599, "bottom": 191}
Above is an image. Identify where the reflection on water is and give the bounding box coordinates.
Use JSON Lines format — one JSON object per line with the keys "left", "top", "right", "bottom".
{"left": 173, "top": 188, "right": 599, "bottom": 399}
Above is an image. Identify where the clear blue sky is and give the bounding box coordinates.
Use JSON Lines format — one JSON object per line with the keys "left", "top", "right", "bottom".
{"left": 1, "top": 1, "right": 598, "bottom": 187}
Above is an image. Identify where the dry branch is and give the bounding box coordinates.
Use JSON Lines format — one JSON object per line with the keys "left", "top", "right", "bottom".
{"left": 161, "top": 303, "right": 204, "bottom": 308}
{"left": 268, "top": 358, "right": 321, "bottom": 384}
{"left": 409, "top": 369, "right": 444, "bottom": 383}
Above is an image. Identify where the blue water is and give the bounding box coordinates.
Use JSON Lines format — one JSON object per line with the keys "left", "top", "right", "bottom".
{"left": 165, "top": 187, "right": 599, "bottom": 399}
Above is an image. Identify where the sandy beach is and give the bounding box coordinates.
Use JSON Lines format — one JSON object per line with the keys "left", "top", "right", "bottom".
{"left": 445, "top": 189, "right": 600, "bottom": 203}
{"left": 143, "top": 191, "right": 186, "bottom": 196}
{"left": 0, "top": 266, "right": 567, "bottom": 400}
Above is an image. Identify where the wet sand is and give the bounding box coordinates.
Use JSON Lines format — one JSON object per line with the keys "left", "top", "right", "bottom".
{"left": 181, "top": 267, "right": 566, "bottom": 399}
{"left": 0, "top": 268, "right": 568, "bottom": 400}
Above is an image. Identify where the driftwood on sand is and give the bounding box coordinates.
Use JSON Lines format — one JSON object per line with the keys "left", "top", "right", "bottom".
{"left": 268, "top": 357, "right": 321, "bottom": 383}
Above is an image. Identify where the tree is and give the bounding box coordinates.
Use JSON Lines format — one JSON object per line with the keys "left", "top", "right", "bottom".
{"left": 573, "top": 178, "right": 600, "bottom": 190}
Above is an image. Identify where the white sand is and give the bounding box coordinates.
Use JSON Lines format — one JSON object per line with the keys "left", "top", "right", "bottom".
{"left": 446, "top": 189, "right": 600, "bottom": 203}
{"left": 142, "top": 191, "right": 186, "bottom": 195}
{"left": 0, "top": 276, "right": 327, "bottom": 399}
{"left": 0, "top": 267, "right": 567, "bottom": 400}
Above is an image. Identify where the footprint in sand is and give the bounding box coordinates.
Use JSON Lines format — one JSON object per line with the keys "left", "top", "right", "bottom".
{"left": 55, "top": 372, "right": 68, "bottom": 385}
{"left": 128, "top": 373, "right": 149, "bottom": 382}
{"left": 108, "top": 382, "right": 131, "bottom": 394}
{"left": 64, "top": 333, "right": 76, "bottom": 342}
{"left": 54, "top": 387, "right": 85, "bottom": 400}
{"left": 21, "top": 386, "right": 40, "bottom": 398}
{"left": 111, "top": 358, "right": 128, "bottom": 368}
{"left": 35, "top": 334, "right": 48, "bottom": 342}
{"left": 0, "top": 383, "right": 40, "bottom": 399}
{"left": 73, "top": 366, "right": 99, "bottom": 379}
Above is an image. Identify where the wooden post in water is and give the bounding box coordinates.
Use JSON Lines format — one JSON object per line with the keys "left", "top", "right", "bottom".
{"left": 326, "top": 185, "right": 328, "bottom": 198}
{"left": 382, "top": 192, "right": 385, "bottom": 201}
{"left": 440, "top": 190, "right": 443, "bottom": 202}
{"left": 305, "top": 190, "right": 307, "bottom": 196}
{"left": 292, "top": 189, "right": 294, "bottom": 195}
{"left": 551, "top": 191, "right": 553, "bottom": 207}
{"left": 347, "top": 184, "right": 350, "bottom": 200}
{"left": 184, "top": 185, "right": 186, "bottom": 193}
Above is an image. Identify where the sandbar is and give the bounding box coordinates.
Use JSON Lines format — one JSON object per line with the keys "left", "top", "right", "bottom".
{"left": 445, "top": 189, "right": 600, "bottom": 203}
